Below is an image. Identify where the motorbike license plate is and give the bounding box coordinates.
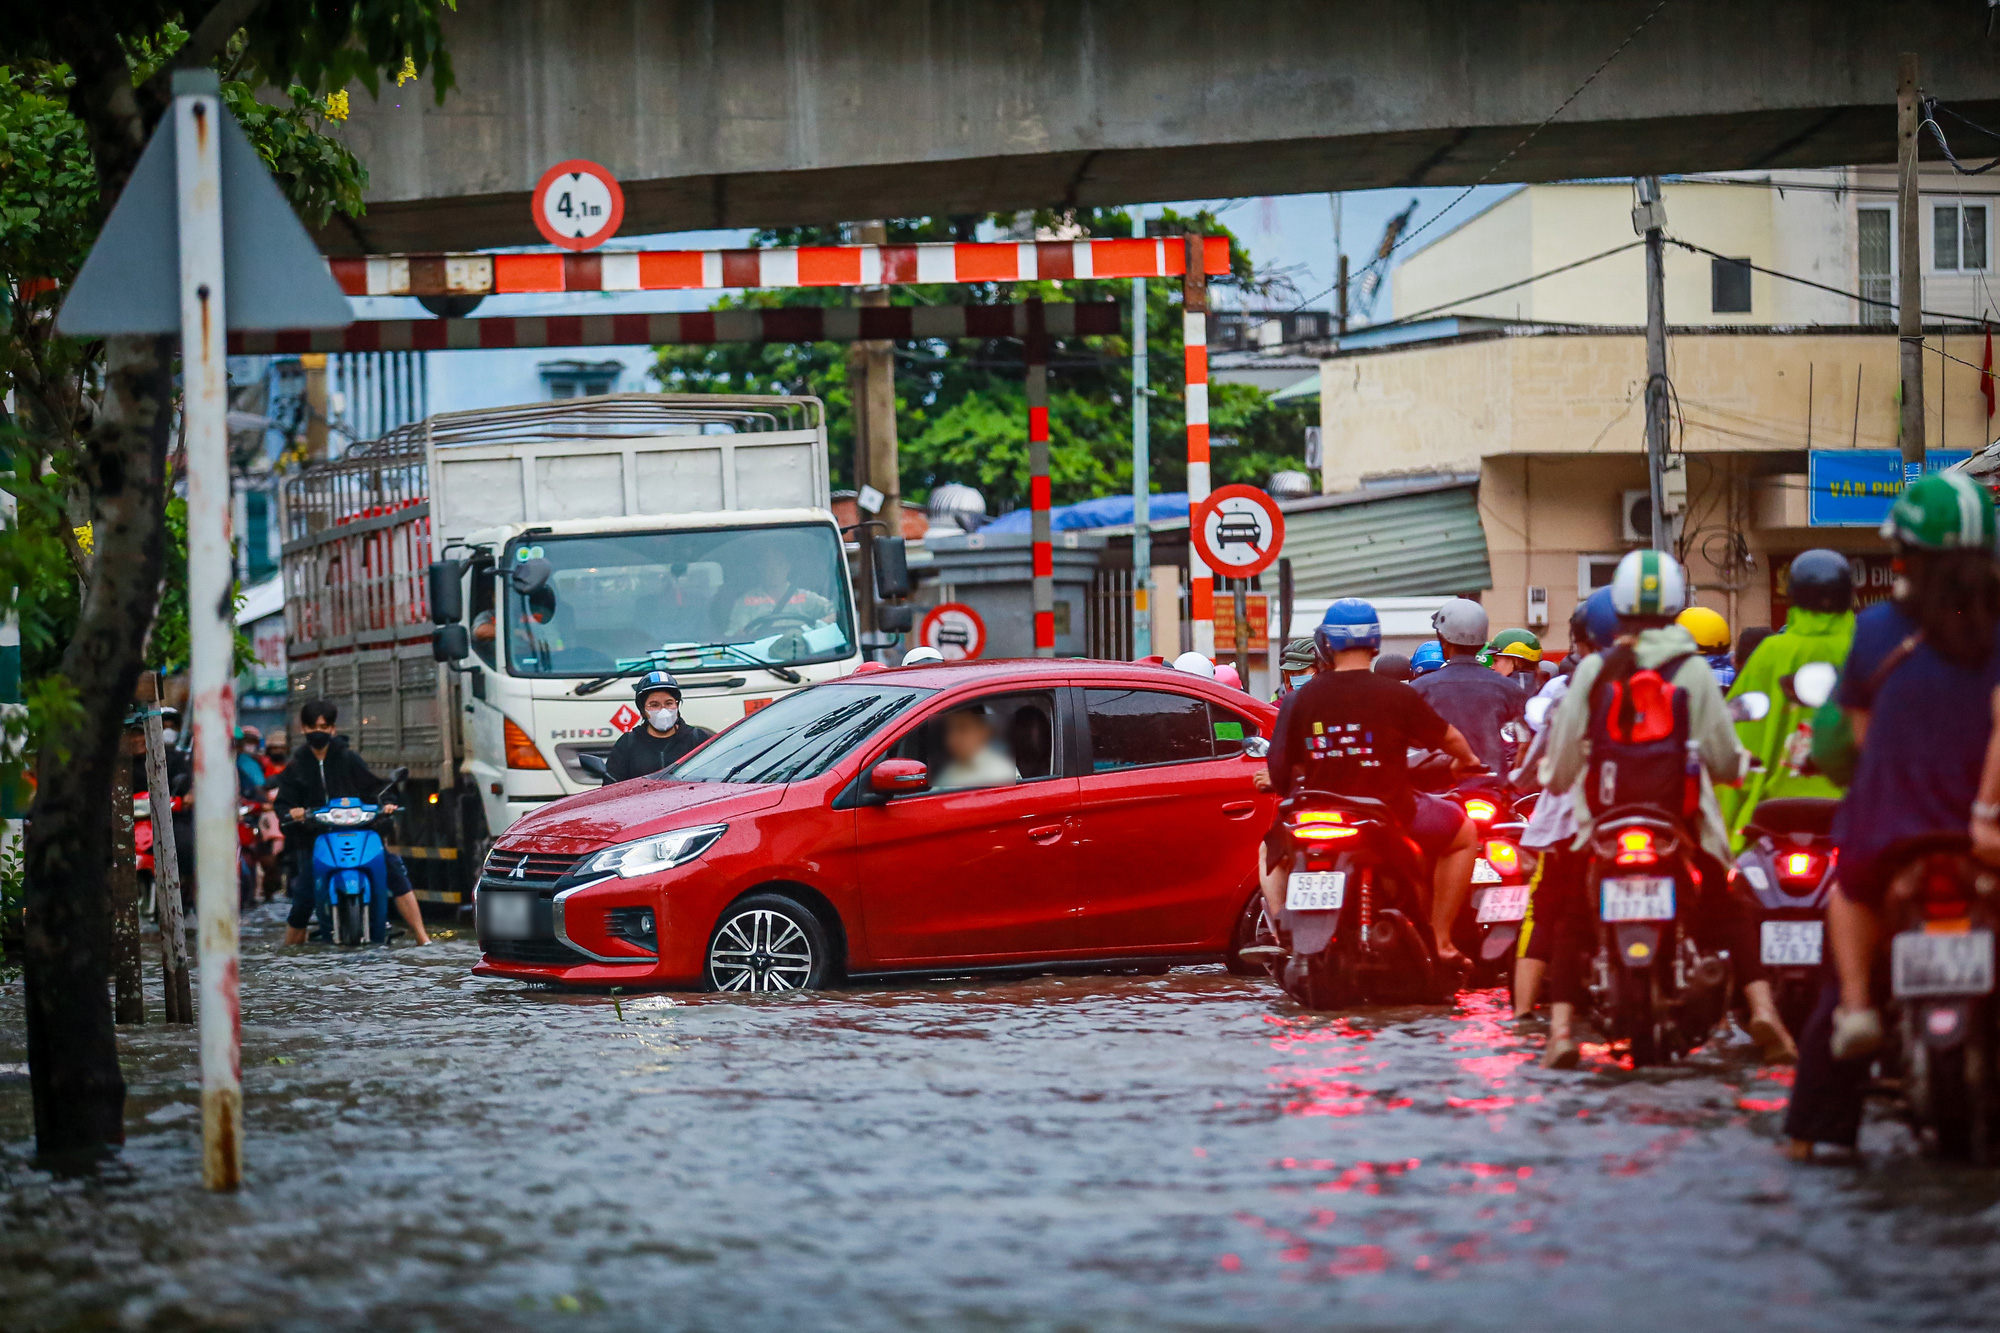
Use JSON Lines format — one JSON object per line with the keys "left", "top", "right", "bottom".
{"left": 479, "top": 890, "right": 535, "bottom": 940}
{"left": 1892, "top": 929, "right": 1996, "bottom": 998}
{"left": 1472, "top": 857, "right": 1503, "bottom": 885}
{"left": 1287, "top": 872, "right": 1346, "bottom": 912}
{"left": 1759, "top": 919, "right": 1823, "bottom": 967}
{"left": 1476, "top": 884, "right": 1530, "bottom": 924}
{"left": 1600, "top": 876, "right": 1675, "bottom": 922}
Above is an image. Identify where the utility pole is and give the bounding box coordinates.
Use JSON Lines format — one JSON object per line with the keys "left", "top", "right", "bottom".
{"left": 1898, "top": 52, "right": 1927, "bottom": 481}
{"left": 1337, "top": 255, "right": 1350, "bottom": 341}
{"left": 1131, "top": 212, "right": 1151, "bottom": 659}
{"left": 1634, "top": 176, "right": 1673, "bottom": 552}
{"left": 847, "top": 220, "right": 900, "bottom": 645}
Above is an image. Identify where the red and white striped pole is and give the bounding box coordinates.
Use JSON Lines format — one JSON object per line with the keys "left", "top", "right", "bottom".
{"left": 1026, "top": 300, "right": 1055, "bottom": 657}
{"left": 1183, "top": 233, "right": 1213, "bottom": 659}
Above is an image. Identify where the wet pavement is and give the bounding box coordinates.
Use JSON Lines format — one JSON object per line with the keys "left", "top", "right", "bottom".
{"left": 3, "top": 905, "right": 2000, "bottom": 1331}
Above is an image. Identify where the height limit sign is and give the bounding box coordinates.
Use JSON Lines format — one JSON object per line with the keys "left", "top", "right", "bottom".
{"left": 533, "top": 159, "right": 625, "bottom": 251}
{"left": 1191, "top": 484, "right": 1285, "bottom": 579}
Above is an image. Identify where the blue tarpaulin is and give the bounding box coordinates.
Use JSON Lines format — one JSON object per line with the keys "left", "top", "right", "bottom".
{"left": 983, "top": 492, "right": 1190, "bottom": 534}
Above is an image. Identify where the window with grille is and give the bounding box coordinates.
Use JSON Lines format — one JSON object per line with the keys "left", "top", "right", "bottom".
{"left": 1710, "top": 257, "right": 1753, "bottom": 314}
{"left": 1858, "top": 208, "right": 1893, "bottom": 325}
{"left": 1933, "top": 203, "right": 1989, "bottom": 272}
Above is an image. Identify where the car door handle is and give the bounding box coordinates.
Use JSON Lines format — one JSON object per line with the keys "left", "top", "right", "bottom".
{"left": 1028, "top": 824, "right": 1065, "bottom": 844}
{"left": 1221, "top": 800, "right": 1257, "bottom": 818}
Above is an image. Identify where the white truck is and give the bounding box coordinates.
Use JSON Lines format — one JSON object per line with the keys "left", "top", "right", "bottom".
{"left": 281, "top": 394, "right": 871, "bottom": 908}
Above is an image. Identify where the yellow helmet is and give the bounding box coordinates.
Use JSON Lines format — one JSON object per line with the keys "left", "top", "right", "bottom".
{"left": 1676, "top": 605, "right": 1730, "bottom": 652}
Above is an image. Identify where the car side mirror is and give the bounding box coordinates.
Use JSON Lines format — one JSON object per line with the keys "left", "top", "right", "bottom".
{"left": 578, "top": 752, "right": 610, "bottom": 782}
{"left": 1790, "top": 661, "right": 1839, "bottom": 710}
{"left": 1242, "top": 735, "right": 1271, "bottom": 759}
{"left": 1729, "top": 691, "right": 1771, "bottom": 723}
{"left": 432, "top": 623, "right": 470, "bottom": 663}
{"left": 872, "top": 535, "right": 912, "bottom": 599}
{"left": 869, "top": 758, "right": 929, "bottom": 795}
{"left": 427, "top": 558, "right": 464, "bottom": 625}
{"left": 510, "top": 557, "right": 554, "bottom": 596}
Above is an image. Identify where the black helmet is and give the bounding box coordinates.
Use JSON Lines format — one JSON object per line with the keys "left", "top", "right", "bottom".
{"left": 1372, "top": 652, "right": 1413, "bottom": 682}
{"left": 1567, "top": 596, "right": 1594, "bottom": 652}
{"left": 632, "top": 668, "right": 683, "bottom": 705}
{"left": 1787, "top": 549, "right": 1854, "bottom": 614}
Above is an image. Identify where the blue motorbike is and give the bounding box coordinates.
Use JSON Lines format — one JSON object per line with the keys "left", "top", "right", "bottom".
{"left": 298, "top": 767, "right": 407, "bottom": 945}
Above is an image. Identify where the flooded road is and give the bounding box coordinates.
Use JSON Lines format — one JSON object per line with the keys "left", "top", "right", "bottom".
{"left": 3, "top": 906, "right": 2000, "bottom": 1331}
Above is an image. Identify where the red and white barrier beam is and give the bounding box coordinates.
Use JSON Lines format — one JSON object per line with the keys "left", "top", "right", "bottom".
{"left": 1183, "top": 233, "right": 1213, "bottom": 659}
{"left": 1025, "top": 301, "right": 1055, "bottom": 657}
{"left": 328, "top": 237, "right": 1229, "bottom": 298}
{"left": 228, "top": 302, "right": 1121, "bottom": 355}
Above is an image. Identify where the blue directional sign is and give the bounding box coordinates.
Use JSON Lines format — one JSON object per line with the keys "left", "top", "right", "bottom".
{"left": 1807, "top": 449, "right": 1972, "bottom": 526}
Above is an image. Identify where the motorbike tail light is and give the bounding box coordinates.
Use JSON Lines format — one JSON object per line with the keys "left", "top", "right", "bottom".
{"left": 1921, "top": 854, "right": 1971, "bottom": 920}
{"left": 1613, "top": 828, "right": 1657, "bottom": 866}
{"left": 505, "top": 718, "right": 550, "bottom": 770}
{"left": 1776, "top": 850, "right": 1822, "bottom": 885}
{"left": 1484, "top": 840, "right": 1519, "bottom": 875}
{"left": 1463, "top": 797, "right": 1499, "bottom": 824}
{"left": 1296, "top": 824, "right": 1360, "bottom": 841}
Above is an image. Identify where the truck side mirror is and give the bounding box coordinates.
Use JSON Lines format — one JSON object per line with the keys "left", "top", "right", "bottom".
{"left": 872, "top": 535, "right": 911, "bottom": 600}
{"left": 510, "top": 557, "right": 554, "bottom": 596}
{"left": 578, "top": 752, "right": 610, "bottom": 782}
{"left": 431, "top": 623, "right": 470, "bottom": 663}
{"left": 427, "top": 559, "right": 464, "bottom": 625}
{"left": 877, "top": 601, "right": 915, "bottom": 633}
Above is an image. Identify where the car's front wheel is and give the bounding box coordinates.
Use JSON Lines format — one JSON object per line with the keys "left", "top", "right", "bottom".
{"left": 705, "top": 894, "right": 832, "bottom": 993}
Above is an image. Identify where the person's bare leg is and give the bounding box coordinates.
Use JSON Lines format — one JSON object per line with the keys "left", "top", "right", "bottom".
{"left": 393, "top": 893, "right": 431, "bottom": 945}
{"left": 1259, "top": 842, "right": 1287, "bottom": 922}
{"left": 1513, "top": 957, "right": 1546, "bottom": 1019}
{"left": 1430, "top": 816, "right": 1477, "bottom": 966}
{"left": 1825, "top": 882, "right": 1884, "bottom": 1059}
{"left": 1742, "top": 979, "right": 1799, "bottom": 1064}
{"left": 1541, "top": 1000, "right": 1580, "bottom": 1068}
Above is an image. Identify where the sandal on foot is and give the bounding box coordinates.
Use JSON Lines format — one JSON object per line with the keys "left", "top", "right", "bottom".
{"left": 1748, "top": 1014, "right": 1799, "bottom": 1065}
{"left": 1540, "top": 1035, "right": 1581, "bottom": 1070}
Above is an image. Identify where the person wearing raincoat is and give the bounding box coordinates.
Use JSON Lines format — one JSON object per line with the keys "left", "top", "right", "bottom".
{"left": 1716, "top": 549, "right": 1858, "bottom": 849}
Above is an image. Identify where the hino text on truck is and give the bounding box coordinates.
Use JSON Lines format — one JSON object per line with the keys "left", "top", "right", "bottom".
{"left": 281, "top": 394, "right": 867, "bottom": 909}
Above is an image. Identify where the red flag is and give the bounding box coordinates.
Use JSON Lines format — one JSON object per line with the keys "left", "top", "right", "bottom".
{"left": 1985, "top": 324, "right": 1996, "bottom": 422}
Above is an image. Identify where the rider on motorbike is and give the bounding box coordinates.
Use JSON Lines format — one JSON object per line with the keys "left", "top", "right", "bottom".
{"left": 1783, "top": 474, "right": 2000, "bottom": 1158}
{"left": 1485, "top": 629, "right": 1543, "bottom": 697}
{"left": 1256, "top": 599, "right": 1485, "bottom": 968}
{"left": 1536, "top": 549, "right": 1797, "bottom": 1068}
{"left": 1412, "top": 599, "right": 1527, "bottom": 777}
{"left": 1677, "top": 606, "right": 1737, "bottom": 689}
{"left": 1716, "top": 549, "right": 1857, "bottom": 849}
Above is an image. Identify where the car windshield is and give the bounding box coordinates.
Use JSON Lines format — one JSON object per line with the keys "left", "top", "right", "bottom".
{"left": 669, "top": 682, "right": 931, "bottom": 785}
{"left": 501, "top": 523, "right": 855, "bottom": 677}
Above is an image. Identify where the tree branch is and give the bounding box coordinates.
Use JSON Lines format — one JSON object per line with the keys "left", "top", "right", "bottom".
{"left": 175, "top": 0, "right": 269, "bottom": 72}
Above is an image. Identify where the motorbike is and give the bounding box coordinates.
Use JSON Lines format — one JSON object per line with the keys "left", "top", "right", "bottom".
{"left": 1581, "top": 802, "right": 1733, "bottom": 1067}
{"left": 288, "top": 767, "right": 408, "bottom": 945}
{"left": 1252, "top": 786, "right": 1462, "bottom": 1009}
{"left": 1881, "top": 836, "right": 2000, "bottom": 1161}
{"left": 134, "top": 789, "right": 192, "bottom": 920}
{"left": 1411, "top": 752, "right": 1535, "bottom": 984}
{"left": 1731, "top": 797, "right": 1837, "bottom": 1034}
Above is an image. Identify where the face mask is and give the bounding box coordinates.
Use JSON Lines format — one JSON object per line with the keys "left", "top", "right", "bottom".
{"left": 646, "top": 706, "right": 679, "bottom": 732}
{"left": 160, "top": 729, "right": 178, "bottom": 746}
{"left": 307, "top": 731, "right": 331, "bottom": 750}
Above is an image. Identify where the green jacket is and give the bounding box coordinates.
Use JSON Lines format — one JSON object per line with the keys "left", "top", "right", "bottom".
{"left": 1715, "top": 606, "right": 1855, "bottom": 847}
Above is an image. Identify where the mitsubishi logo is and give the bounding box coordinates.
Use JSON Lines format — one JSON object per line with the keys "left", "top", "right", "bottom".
{"left": 509, "top": 855, "right": 529, "bottom": 879}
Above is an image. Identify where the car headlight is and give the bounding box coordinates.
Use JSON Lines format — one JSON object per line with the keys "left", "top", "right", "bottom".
{"left": 576, "top": 824, "right": 726, "bottom": 879}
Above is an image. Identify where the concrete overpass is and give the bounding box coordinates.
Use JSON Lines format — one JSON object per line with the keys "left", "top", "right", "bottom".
{"left": 323, "top": 0, "right": 2000, "bottom": 255}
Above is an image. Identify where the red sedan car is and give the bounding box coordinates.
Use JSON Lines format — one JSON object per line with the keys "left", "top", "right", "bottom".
{"left": 472, "top": 659, "right": 1278, "bottom": 990}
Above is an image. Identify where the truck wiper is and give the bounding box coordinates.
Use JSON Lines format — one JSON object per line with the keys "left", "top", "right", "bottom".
{"left": 573, "top": 644, "right": 803, "bottom": 696}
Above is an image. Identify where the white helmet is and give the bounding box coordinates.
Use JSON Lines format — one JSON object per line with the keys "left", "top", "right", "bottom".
{"left": 901, "top": 646, "right": 945, "bottom": 666}
{"left": 1431, "top": 597, "right": 1489, "bottom": 648}
{"left": 1172, "top": 651, "right": 1217, "bottom": 679}
{"left": 1609, "top": 548, "right": 1689, "bottom": 618}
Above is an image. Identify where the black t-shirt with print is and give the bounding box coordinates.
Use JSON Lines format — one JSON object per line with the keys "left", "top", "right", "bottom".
{"left": 1266, "top": 668, "right": 1450, "bottom": 824}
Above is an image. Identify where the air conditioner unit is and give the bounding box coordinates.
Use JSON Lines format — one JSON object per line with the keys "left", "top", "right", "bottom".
{"left": 1620, "top": 490, "right": 1654, "bottom": 543}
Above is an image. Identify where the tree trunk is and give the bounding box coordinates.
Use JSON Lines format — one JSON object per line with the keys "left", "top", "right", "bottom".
{"left": 109, "top": 731, "right": 142, "bottom": 1024}
{"left": 22, "top": 332, "right": 172, "bottom": 1163}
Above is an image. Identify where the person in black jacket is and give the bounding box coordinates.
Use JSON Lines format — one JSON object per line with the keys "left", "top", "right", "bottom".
{"left": 604, "top": 670, "right": 715, "bottom": 782}
{"left": 277, "top": 699, "right": 429, "bottom": 946}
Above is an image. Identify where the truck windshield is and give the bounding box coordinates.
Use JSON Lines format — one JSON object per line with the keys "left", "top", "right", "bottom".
{"left": 500, "top": 523, "right": 855, "bottom": 677}
{"left": 668, "top": 682, "right": 931, "bottom": 785}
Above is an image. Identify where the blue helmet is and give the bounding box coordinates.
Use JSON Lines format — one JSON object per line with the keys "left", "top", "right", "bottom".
{"left": 1314, "top": 598, "right": 1382, "bottom": 659}
{"left": 1409, "top": 641, "right": 1446, "bottom": 675}
{"left": 1582, "top": 586, "right": 1621, "bottom": 650}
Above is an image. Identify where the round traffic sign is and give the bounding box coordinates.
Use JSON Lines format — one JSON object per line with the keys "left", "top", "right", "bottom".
{"left": 1191, "top": 484, "right": 1285, "bottom": 578}
{"left": 918, "top": 602, "right": 986, "bottom": 660}
{"left": 532, "top": 159, "right": 625, "bottom": 251}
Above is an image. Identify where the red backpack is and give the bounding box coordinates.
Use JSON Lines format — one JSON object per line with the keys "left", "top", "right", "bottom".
{"left": 1583, "top": 649, "right": 1699, "bottom": 818}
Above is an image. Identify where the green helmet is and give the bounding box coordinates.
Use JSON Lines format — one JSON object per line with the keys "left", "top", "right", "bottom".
{"left": 1610, "top": 548, "right": 1689, "bottom": 617}
{"left": 1486, "top": 628, "right": 1543, "bottom": 664}
{"left": 1280, "top": 637, "right": 1318, "bottom": 672}
{"left": 1881, "top": 471, "right": 1998, "bottom": 551}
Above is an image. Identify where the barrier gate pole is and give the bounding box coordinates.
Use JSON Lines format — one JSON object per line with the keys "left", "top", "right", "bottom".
{"left": 1183, "top": 232, "right": 1213, "bottom": 659}
{"left": 1026, "top": 300, "right": 1054, "bottom": 657}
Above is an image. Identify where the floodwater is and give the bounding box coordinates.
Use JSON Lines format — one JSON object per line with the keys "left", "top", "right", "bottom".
{"left": 3, "top": 907, "right": 1999, "bottom": 1332}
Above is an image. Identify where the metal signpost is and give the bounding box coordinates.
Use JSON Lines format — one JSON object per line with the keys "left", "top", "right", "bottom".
{"left": 58, "top": 68, "right": 352, "bottom": 1190}
{"left": 1189, "top": 485, "right": 1285, "bottom": 682}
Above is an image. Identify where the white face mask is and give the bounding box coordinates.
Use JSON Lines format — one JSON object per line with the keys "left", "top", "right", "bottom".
{"left": 646, "top": 706, "right": 679, "bottom": 732}
{"left": 160, "top": 729, "right": 178, "bottom": 745}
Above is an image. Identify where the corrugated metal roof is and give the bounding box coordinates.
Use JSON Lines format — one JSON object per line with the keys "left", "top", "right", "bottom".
{"left": 1283, "top": 482, "right": 1491, "bottom": 598}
